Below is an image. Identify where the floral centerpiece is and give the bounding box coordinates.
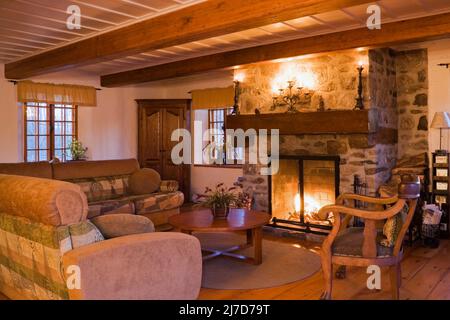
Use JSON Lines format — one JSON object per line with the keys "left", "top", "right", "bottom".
{"left": 196, "top": 182, "right": 251, "bottom": 218}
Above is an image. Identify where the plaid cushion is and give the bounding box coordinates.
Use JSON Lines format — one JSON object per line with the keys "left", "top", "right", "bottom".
{"left": 0, "top": 213, "right": 108, "bottom": 300}
{"left": 0, "top": 213, "right": 72, "bottom": 300}
{"left": 65, "top": 175, "right": 130, "bottom": 202}
{"left": 134, "top": 191, "right": 184, "bottom": 215}
{"left": 159, "top": 180, "right": 179, "bottom": 192}
{"left": 67, "top": 220, "right": 104, "bottom": 249}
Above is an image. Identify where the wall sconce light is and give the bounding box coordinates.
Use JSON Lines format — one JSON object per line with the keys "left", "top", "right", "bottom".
{"left": 354, "top": 61, "right": 365, "bottom": 110}
{"left": 271, "top": 80, "right": 311, "bottom": 113}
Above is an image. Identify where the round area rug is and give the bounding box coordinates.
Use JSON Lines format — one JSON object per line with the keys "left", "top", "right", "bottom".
{"left": 195, "top": 232, "right": 321, "bottom": 290}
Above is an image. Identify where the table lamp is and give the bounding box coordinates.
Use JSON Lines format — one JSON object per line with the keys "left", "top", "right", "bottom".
{"left": 431, "top": 111, "right": 450, "bottom": 154}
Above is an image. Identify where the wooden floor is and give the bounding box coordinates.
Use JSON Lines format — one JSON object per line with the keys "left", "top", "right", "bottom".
{"left": 199, "top": 235, "right": 450, "bottom": 300}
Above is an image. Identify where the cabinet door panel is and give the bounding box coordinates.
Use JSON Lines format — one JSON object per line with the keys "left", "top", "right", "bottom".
{"left": 139, "top": 107, "right": 162, "bottom": 173}
{"left": 162, "top": 108, "right": 184, "bottom": 181}
{"left": 137, "top": 100, "right": 190, "bottom": 201}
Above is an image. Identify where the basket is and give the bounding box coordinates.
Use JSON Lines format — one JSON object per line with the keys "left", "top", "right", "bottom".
{"left": 421, "top": 223, "right": 440, "bottom": 239}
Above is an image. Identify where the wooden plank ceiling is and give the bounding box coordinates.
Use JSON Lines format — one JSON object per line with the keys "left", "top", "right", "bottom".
{"left": 1, "top": 0, "right": 450, "bottom": 82}
{"left": 101, "top": 12, "right": 450, "bottom": 86}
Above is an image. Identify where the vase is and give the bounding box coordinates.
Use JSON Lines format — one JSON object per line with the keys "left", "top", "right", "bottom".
{"left": 212, "top": 205, "right": 230, "bottom": 219}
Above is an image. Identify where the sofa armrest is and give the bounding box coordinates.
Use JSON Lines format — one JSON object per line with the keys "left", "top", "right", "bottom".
{"left": 62, "top": 232, "right": 202, "bottom": 300}
{"left": 159, "top": 180, "right": 179, "bottom": 192}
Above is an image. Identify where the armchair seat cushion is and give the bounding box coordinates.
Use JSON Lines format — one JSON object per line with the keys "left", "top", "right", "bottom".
{"left": 90, "top": 214, "right": 155, "bottom": 239}
{"left": 332, "top": 227, "right": 394, "bottom": 258}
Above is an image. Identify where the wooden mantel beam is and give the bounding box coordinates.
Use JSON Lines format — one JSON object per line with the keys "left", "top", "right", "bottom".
{"left": 101, "top": 12, "right": 450, "bottom": 87}
{"left": 4, "top": 0, "right": 374, "bottom": 79}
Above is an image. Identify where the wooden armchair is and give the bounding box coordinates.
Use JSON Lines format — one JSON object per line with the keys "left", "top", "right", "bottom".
{"left": 319, "top": 175, "right": 420, "bottom": 300}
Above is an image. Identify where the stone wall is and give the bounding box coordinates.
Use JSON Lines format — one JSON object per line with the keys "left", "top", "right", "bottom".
{"left": 239, "top": 49, "right": 369, "bottom": 113}
{"left": 235, "top": 48, "right": 427, "bottom": 213}
{"left": 368, "top": 48, "right": 398, "bottom": 190}
{"left": 396, "top": 49, "right": 429, "bottom": 159}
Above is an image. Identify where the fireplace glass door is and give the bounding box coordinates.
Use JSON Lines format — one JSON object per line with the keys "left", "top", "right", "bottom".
{"left": 270, "top": 156, "right": 340, "bottom": 226}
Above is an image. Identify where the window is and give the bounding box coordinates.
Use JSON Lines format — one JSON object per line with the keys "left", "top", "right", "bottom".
{"left": 24, "top": 102, "right": 78, "bottom": 162}
{"left": 207, "top": 107, "right": 243, "bottom": 164}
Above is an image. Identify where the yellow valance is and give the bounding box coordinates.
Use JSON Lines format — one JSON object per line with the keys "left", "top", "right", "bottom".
{"left": 191, "top": 86, "right": 234, "bottom": 110}
{"left": 17, "top": 80, "right": 97, "bottom": 107}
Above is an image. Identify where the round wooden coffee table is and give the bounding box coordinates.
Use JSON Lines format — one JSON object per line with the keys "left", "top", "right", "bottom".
{"left": 169, "top": 208, "right": 270, "bottom": 265}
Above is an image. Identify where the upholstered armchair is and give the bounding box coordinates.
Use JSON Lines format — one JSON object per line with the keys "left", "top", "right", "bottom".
{"left": 319, "top": 175, "right": 420, "bottom": 300}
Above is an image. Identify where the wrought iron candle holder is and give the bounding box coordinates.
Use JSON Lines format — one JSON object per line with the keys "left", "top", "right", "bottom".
{"left": 231, "top": 80, "right": 241, "bottom": 115}
{"left": 271, "top": 80, "right": 311, "bottom": 113}
{"left": 354, "top": 64, "right": 364, "bottom": 110}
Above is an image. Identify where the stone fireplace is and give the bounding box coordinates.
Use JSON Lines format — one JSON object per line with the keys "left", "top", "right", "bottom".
{"left": 229, "top": 47, "right": 429, "bottom": 232}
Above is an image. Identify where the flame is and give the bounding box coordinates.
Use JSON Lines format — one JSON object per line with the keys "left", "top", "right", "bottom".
{"left": 303, "top": 195, "right": 320, "bottom": 217}
{"left": 294, "top": 193, "right": 301, "bottom": 213}
{"left": 234, "top": 71, "right": 246, "bottom": 82}
{"left": 293, "top": 193, "right": 321, "bottom": 217}
{"left": 271, "top": 61, "right": 316, "bottom": 91}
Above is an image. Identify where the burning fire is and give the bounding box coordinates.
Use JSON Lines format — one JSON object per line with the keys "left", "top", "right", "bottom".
{"left": 294, "top": 193, "right": 301, "bottom": 213}
{"left": 293, "top": 193, "right": 321, "bottom": 220}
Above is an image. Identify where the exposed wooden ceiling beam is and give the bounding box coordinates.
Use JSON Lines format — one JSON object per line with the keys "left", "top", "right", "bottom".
{"left": 101, "top": 12, "right": 450, "bottom": 87}
{"left": 5, "top": 0, "right": 374, "bottom": 79}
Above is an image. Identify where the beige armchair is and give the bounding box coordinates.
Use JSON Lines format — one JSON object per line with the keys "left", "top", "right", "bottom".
{"left": 319, "top": 175, "right": 420, "bottom": 300}
{"left": 0, "top": 174, "right": 202, "bottom": 300}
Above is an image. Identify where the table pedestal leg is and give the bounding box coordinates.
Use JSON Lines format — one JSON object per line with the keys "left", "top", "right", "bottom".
{"left": 202, "top": 228, "right": 263, "bottom": 265}
{"left": 252, "top": 227, "right": 262, "bottom": 265}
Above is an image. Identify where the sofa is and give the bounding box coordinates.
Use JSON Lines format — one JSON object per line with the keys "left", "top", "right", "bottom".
{"left": 0, "top": 159, "right": 184, "bottom": 230}
{"left": 0, "top": 174, "right": 202, "bottom": 300}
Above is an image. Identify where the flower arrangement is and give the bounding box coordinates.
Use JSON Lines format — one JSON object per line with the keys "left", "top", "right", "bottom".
{"left": 69, "top": 139, "right": 88, "bottom": 161}
{"left": 196, "top": 182, "right": 251, "bottom": 218}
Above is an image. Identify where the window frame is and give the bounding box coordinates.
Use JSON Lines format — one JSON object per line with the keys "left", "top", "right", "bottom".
{"left": 23, "top": 102, "right": 79, "bottom": 162}
{"left": 206, "top": 107, "right": 242, "bottom": 167}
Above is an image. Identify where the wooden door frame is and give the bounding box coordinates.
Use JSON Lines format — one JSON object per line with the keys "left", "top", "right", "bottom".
{"left": 136, "top": 99, "right": 191, "bottom": 201}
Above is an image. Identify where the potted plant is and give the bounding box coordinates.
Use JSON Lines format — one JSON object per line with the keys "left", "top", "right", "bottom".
{"left": 68, "top": 139, "right": 88, "bottom": 161}
{"left": 196, "top": 182, "right": 251, "bottom": 218}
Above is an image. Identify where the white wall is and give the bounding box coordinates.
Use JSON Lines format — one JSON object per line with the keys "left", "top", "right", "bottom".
{"left": 0, "top": 64, "right": 21, "bottom": 162}
{"left": 31, "top": 70, "right": 137, "bottom": 161}
{"left": 428, "top": 39, "right": 450, "bottom": 154}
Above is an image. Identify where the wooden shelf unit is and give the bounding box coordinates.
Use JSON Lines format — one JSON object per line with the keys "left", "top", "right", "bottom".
{"left": 431, "top": 152, "right": 450, "bottom": 238}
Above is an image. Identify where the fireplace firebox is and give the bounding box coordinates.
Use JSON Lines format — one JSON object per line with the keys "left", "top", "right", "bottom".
{"left": 269, "top": 155, "right": 340, "bottom": 235}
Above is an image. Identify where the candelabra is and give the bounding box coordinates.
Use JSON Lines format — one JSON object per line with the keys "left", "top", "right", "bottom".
{"left": 271, "top": 80, "right": 311, "bottom": 113}
{"left": 354, "top": 64, "right": 364, "bottom": 110}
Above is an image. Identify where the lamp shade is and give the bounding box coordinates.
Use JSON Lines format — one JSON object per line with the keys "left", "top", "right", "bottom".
{"left": 431, "top": 112, "right": 450, "bottom": 129}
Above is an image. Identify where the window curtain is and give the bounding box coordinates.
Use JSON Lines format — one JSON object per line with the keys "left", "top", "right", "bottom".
{"left": 191, "top": 86, "right": 234, "bottom": 110}
{"left": 17, "top": 80, "right": 97, "bottom": 107}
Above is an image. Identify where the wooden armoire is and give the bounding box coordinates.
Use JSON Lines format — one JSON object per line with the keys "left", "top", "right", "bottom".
{"left": 136, "top": 99, "right": 191, "bottom": 201}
